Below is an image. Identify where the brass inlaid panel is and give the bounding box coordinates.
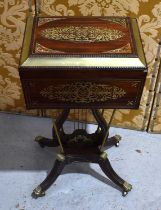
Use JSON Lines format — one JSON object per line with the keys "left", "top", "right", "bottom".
{"left": 41, "top": 26, "right": 125, "bottom": 42}
{"left": 31, "top": 16, "right": 135, "bottom": 55}
{"left": 39, "top": 82, "right": 126, "bottom": 103}
{"left": 22, "top": 79, "right": 144, "bottom": 109}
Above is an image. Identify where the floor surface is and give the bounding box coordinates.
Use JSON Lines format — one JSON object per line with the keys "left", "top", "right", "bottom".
{"left": 0, "top": 113, "right": 161, "bottom": 210}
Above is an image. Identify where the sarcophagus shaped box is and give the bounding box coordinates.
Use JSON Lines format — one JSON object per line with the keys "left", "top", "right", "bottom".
{"left": 19, "top": 16, "right": 147, "bottom": 109}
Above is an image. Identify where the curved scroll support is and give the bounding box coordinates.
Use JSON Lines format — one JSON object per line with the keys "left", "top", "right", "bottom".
{"left": 52, "top": 109, "right": 70, "bottom": 139}
{"left": 35, "top": 109, "right": 70, "bottom": 148}
{"left": 55, "top": 109, "right": 70, "bottom": 129}
{"left": 91, "top": 109, "right": 108, "bottom": 134}
{"left": 99, "top": 152, "right": 132, "bottom": 196}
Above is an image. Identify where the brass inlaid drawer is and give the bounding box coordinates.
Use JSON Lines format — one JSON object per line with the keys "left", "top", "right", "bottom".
{"left": 22, "top": 79, "right": 145, "bottom": 109}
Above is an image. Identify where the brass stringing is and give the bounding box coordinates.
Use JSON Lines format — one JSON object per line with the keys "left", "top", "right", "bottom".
{"left": 40, "top": 82, "right": 126, "bottom": 103}
{"left": 103, "top": 43, "right": 132, "bottom": 54}
{"left": 38, "top": 17, "right": 66, "bottom": 26}
{"left": 35, "top": 43, "right": 65, "bottom": 54}
{"left": 41, "top": 26, "right": 124, "bottom": 42}
{"left": 35, "top": 42, "right": 131, "bottom": 54}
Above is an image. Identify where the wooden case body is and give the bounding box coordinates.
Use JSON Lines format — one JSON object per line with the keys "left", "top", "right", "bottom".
{"left": 19, "top": 16, "right": 147, "bottom": 109}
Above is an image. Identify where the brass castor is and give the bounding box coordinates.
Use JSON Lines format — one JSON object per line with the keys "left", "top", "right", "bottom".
{"left": 122, "top": 191, "right": 128, "bottom": 196}
{"left": 115, "top": 142, "right": 120, "bottom": 147}
{"left": 114, "top": 135, "right": 122, "bottom": 147}
{"left": 34, "top": 136, "right": 45, "bottom": 148}
{"left": 32, "top": 186, "right": 45, "bottom": 199}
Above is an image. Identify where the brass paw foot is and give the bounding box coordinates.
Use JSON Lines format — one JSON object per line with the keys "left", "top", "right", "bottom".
{"left": 34, "top": 136, "right": 45, "bottom": 148}
{"left": 122, "top": 181, "right": 132, "bottom": 197}
{"left": 35, "top": 136, "right": 44, "bottom": 142}
{"left": 32, "top": 186, "right": 45, "bottom": 199}
{"left": 114, "top": 135, "right": 122, "bottom": 147}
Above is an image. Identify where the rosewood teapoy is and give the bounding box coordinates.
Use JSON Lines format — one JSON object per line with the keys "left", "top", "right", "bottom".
{"left": 19, "top": 16, "right": 147, "bottom": 198}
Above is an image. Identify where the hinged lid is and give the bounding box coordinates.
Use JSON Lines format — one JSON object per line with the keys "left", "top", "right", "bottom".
{"left": 20, "top": 16, "right": 147, "bottom": 70}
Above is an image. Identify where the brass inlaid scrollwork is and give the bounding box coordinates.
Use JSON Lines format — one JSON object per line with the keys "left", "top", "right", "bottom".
{"left": 41, "top": 26, "right": 124, "bottom": 42}
{"left": 131, "top": 82, "right": 140, "bottom": 88}
{"left": 40, "top": 82, "right": 126, "bottom": 103}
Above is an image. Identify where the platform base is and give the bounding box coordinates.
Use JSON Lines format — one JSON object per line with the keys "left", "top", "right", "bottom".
{"left": 32, "top": 149, "right": 132, "bottom": 199}
{"left": 32, "top": 109, "right": 132, "bottom": 198}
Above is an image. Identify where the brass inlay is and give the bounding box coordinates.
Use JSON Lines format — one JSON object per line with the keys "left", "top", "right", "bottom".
{"left": 35, "top": 43, "right": 65, "bottom": 54}
{"left": 38, "top": 17, "right": 66, "bottom": 26}
{"left": 131, "top": 82, "right": 139, "bottom": 88}
{"left": 53, "top": 122, "right": 64, "bottom": 153}
{"left": 127, "top": 100, "right": 134, "bottom": 106}
{"left": 35, "top": 41, "right": 132, "bottom": 54}
{"left": 41, "top": 26, "right": 125, "bottom": 42}
{"left": 40, "top": 82, "right": 126, "bottom": 103}
{"left": 38, "top": 17, "right": 127, "bottom": 28}
{"left": 99, "top": 17, "right": 127, "bottom": 27}
{"left": 68, "top": 135, "right": 92, "bottom": 144}
{"left": 103, "top": 43, "right": 132, "bottom": 54}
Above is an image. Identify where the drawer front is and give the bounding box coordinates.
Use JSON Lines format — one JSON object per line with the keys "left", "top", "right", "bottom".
{"left": 22, "top": 79, "right": 145, "bottom": 109}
